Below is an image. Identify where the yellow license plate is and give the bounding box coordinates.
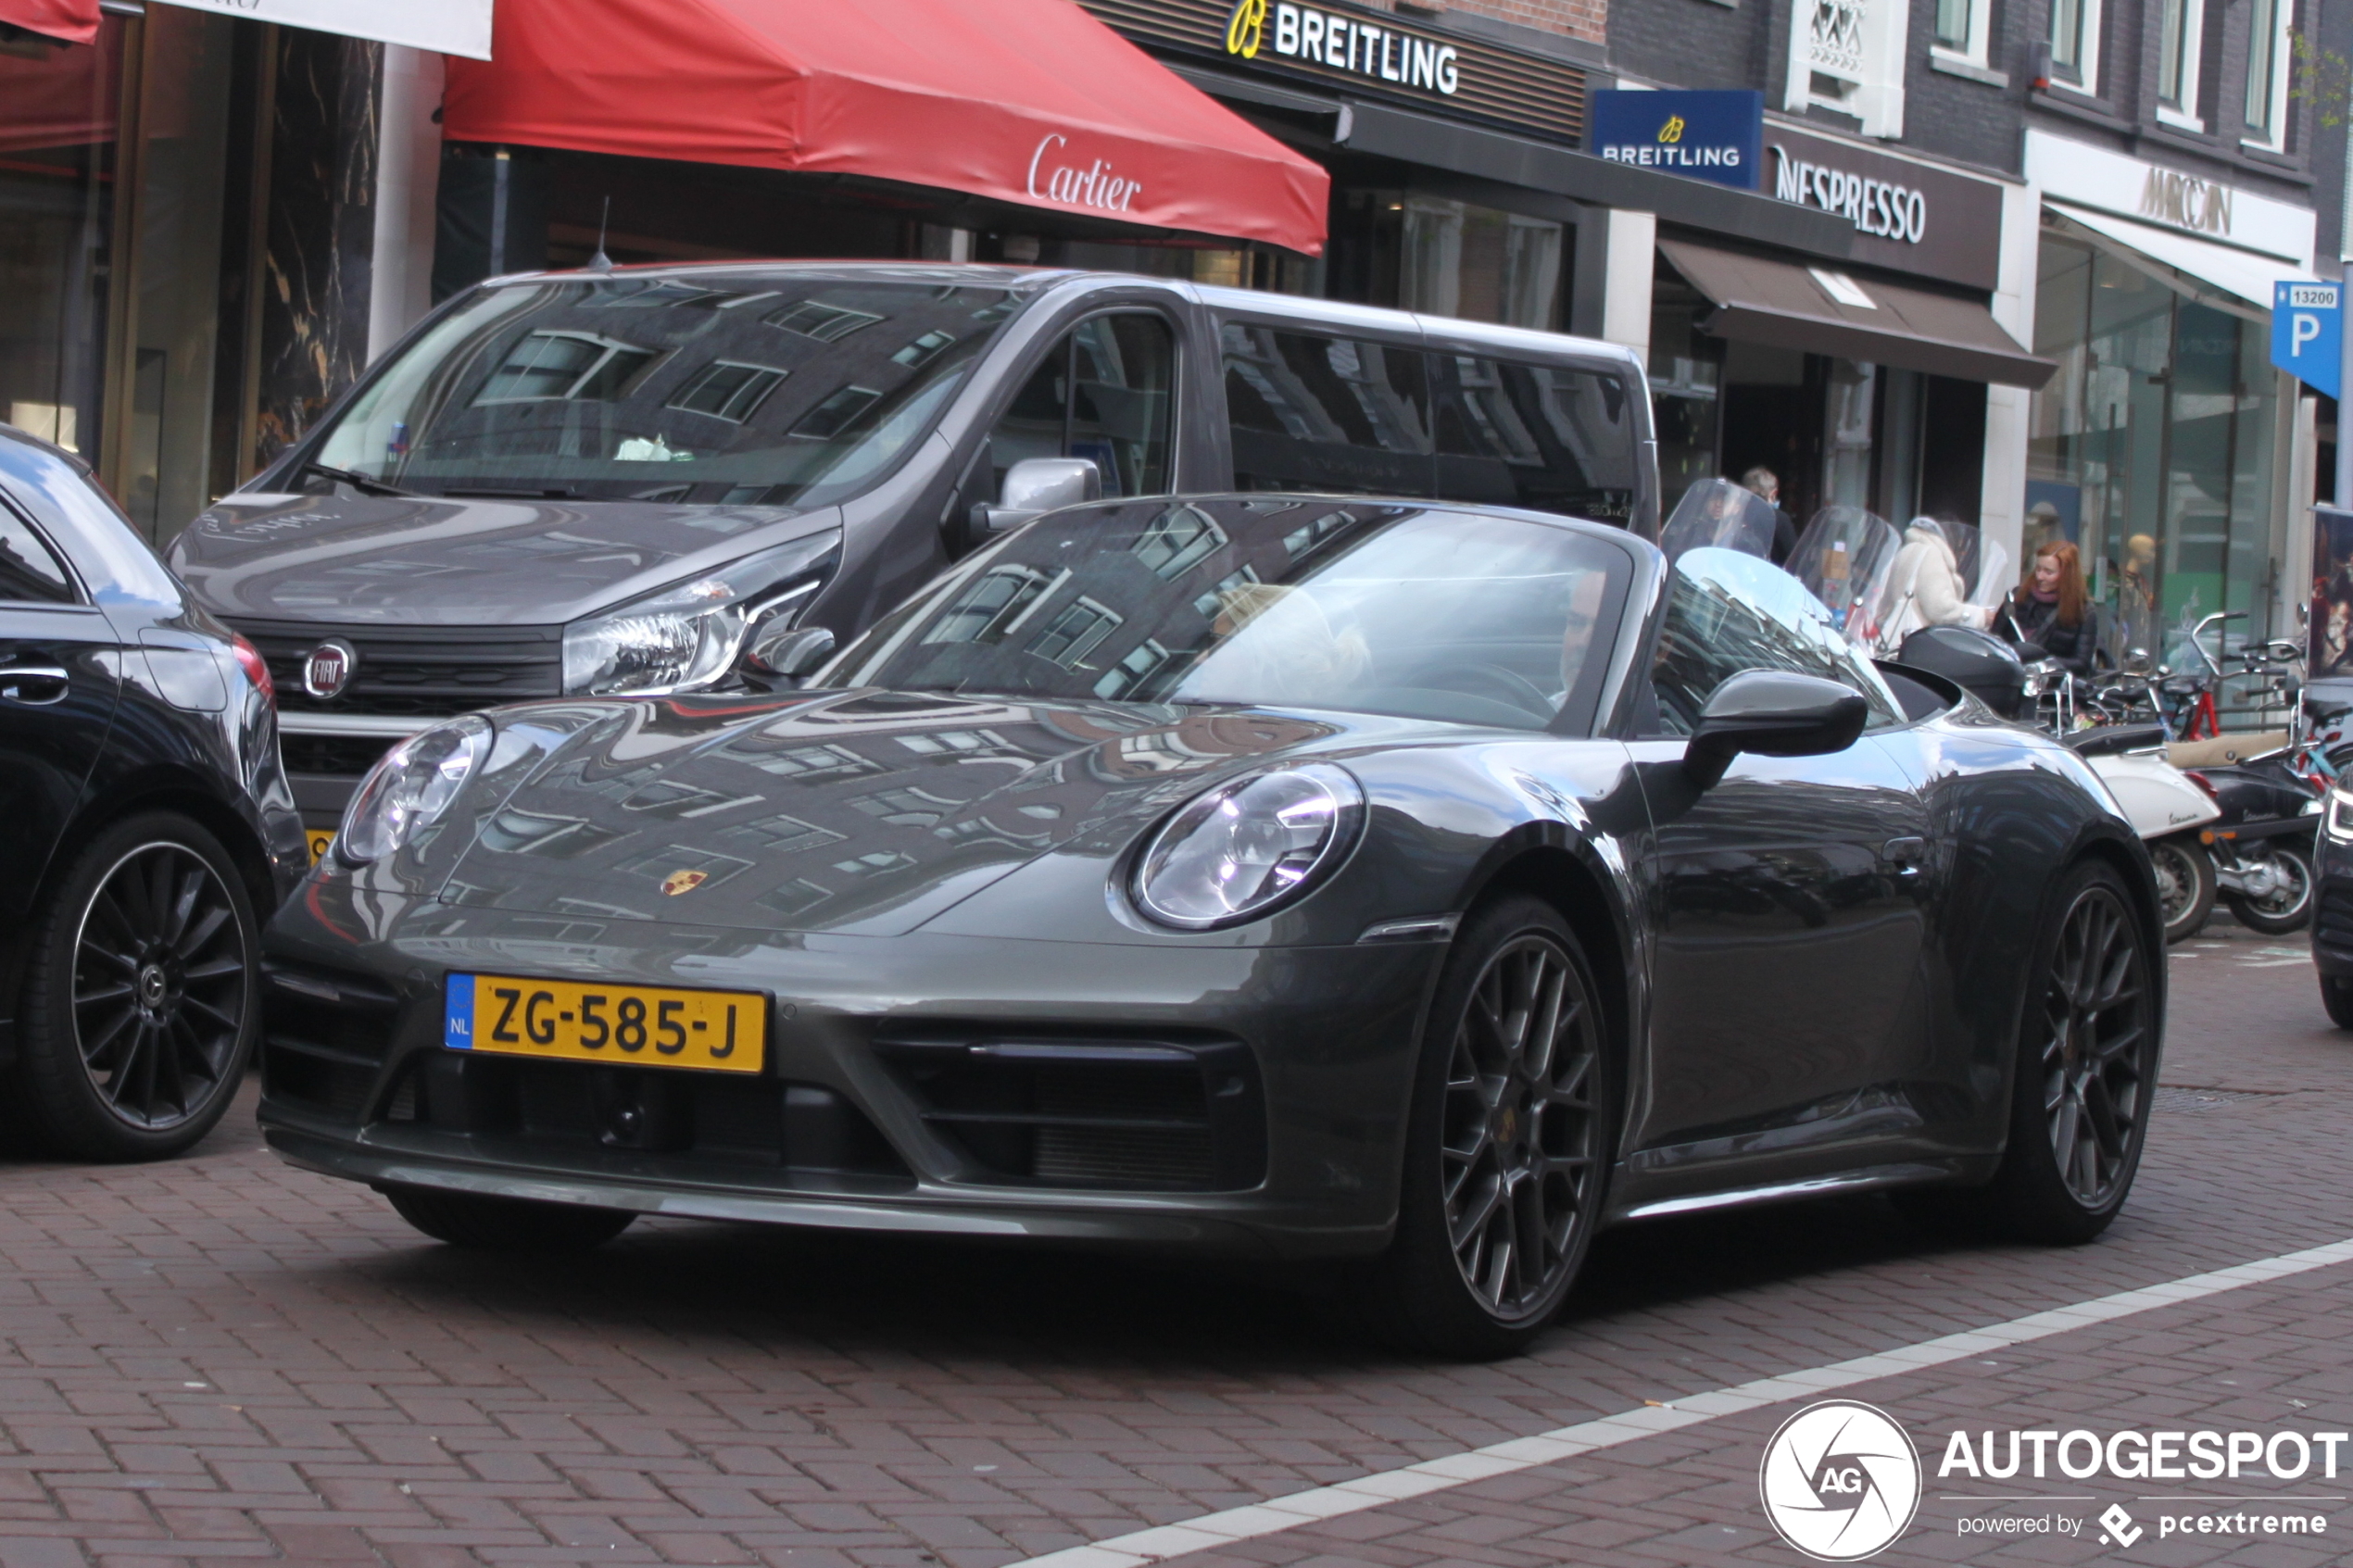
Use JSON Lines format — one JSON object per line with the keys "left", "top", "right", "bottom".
{"left": 307, "top": 830, "right": 335, "bottom": 864}
{"left": 444, "top": 973, "right": 767, "bottom": 1073}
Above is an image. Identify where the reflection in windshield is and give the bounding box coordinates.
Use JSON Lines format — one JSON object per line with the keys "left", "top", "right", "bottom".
{"left": 310, "top": 274, "right": 1024, "bottom": 507}
{"left": 829, "top": 498, "right": 1631, "bottom": 734}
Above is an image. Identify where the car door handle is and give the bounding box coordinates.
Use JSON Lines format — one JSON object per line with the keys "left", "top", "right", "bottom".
{"left": 0, "top": 662, "right": 70, "bottom": 706}
{"left": 1881, "top": 836, "right": 1928, "bottom": 870}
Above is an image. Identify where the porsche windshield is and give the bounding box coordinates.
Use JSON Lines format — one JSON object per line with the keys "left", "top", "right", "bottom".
{"left": 308, "top": 275, "right": 1023, "bottom": 505}
{"left": 828, "top": 498, "right": 1633, "bottom": 733}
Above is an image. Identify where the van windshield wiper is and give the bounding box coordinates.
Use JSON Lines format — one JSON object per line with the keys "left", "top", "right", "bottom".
{"left": 299, "top": 461, "right": 422, "bottom": 499}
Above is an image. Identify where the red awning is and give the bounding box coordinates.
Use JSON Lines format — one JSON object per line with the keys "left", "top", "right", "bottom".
{"left": 0, "top": 0, "right": 97, "bottom": 45}
{"left": 441, "top": 0, "right": 1329, "bottom": 255}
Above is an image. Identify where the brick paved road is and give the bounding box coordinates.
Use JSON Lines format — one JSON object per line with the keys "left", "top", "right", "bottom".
{"left": 2, "top": 918, "right": 2347, "bottom": 1568}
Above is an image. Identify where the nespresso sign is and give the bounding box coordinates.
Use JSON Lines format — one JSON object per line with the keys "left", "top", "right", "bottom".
{"left": 1076, "top": 0, "right": 1588, "bottom": 144}
{"left": 1767, "top": 125, "right": 2004, "bottom": 291}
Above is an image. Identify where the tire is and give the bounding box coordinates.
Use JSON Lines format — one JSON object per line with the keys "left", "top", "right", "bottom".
{"left": 2148, "top": 835, "right": 2215, "bottom": 944}
{"left": 2322, "top": 977, "right": 2353, "bottom": 1030}
{"left": 2221, "top": 843, "right": 2313, "bottom": 935}
{"left": 14, "top": 812, "right": 261, "bottom": 1160}
{"left": 1362, "top": 897, "right": 1613, "bottom": 1360}
{"left": 383, "top": 1185, "right": 635, "bottom": 1252}
{"left": 1932, "top": 861, "right": 2160, "bottom": 1245}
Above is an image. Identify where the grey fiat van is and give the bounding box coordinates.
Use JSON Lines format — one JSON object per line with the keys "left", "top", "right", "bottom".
{"left": 166, "top": 262, "right": 1655, "bottom": 840}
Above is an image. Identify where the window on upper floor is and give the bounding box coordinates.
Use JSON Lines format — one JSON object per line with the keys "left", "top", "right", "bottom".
{"left": 1931, "top": 0, "right": 1990, "bottom": 66}
{"left": 2242, "top": 0, "right": 2293, "bottom": 146}
{"left": 2048, "top": 0, "right": 2102, "bottom": 94}
{"left": 2155, "top": 0, "right": 2205, "bottom": 128}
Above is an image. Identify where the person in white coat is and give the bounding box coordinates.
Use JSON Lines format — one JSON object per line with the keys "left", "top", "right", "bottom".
{"left": 1885, "top": 517, "right": 1992, "bottom": 639}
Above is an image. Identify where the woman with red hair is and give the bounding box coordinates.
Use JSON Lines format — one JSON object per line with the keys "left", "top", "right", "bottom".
{"left": 2010, "top": 539, "right": 2101, "bottom": 676}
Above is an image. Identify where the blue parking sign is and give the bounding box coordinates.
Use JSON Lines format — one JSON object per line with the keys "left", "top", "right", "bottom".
{"left": 2271, "top": 280, "right": 2341, "bottom": 399}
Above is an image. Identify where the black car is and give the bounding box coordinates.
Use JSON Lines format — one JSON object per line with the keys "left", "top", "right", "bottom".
{"left": 2312, "top": 786, "right": 2353, "bottom": 1023}
{"left": 0, "top": 426, "right": 306, "bottom": 1160}
{"left": 257, "top": 495, "right": 2160, "bottom": 1357}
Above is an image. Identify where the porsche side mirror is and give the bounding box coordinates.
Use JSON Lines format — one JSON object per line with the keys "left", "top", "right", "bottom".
{"left": 741, "top": 621, "right": 836, "bottom": 685}
{"left": 1683, "top": 670, "right": 1869, "bottom": 790}
{"left": 975, "top": 457, "right": 1101, "bottom": 534}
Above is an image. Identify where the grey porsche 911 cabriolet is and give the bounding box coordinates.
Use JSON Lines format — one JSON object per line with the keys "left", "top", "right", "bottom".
{"left": 257, "top": 495, "right": 2161, "bottom": 1358}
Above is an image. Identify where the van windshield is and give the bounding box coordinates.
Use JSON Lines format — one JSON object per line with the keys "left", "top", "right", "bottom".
{"left": 308, "top": 275, "right": 1022, "bottom": 507}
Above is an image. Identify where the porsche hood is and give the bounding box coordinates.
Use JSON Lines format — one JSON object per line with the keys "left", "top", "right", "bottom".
{"left": 436, "top": 691, "right": 1342, "bottom": 936}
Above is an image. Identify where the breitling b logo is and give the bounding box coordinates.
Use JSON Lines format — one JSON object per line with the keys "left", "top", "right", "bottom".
{"left": 661, "top": 870, "right": 709, "bottom": 897}
{"left": 1658, "top": 115, "right": 1687, "bottom": 144}
{"left": 1226, "top": 0, "right": 1268, "bottom": 57}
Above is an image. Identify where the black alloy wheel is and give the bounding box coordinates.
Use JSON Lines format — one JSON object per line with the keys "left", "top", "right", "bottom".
{"left": 15, "top": 814, "right": 260, "bottom": 1160}
{"left": 2321, "top": 975, "right": 2353, "bottom": 1030}
{"left": 1367, "top": 897, "right": 1610, "bottom": 1359}
{"left": 2036, "top": 877, "right": 2155, "bottom": 1211}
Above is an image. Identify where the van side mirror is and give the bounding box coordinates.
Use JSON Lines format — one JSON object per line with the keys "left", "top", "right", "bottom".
{"left": 1683, "top": 670, "right": 1869, "bottom": 789}
{"left": 975, "top": 458, "right": 1101, "bottom": 534}
{"left": 740, "top": 622, "right": 836, "bottom": 686}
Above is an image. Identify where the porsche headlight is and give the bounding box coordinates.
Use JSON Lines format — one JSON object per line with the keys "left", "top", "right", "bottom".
{"left": 561, "top": 528, "right": 840, "bottom": 696}
{"left": 1131, "top": 764, "right": 1365, "bottom": 930}
{"left": 2328, "top": 786, "right": 2353, "bottom": 842}
{"left": 336, "top": 715, "right": 492, "bottom": 865}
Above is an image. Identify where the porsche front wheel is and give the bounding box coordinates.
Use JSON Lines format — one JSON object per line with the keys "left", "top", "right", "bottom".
{"left": 1367, "top": 897, "right": 1611, "bottom": 1360}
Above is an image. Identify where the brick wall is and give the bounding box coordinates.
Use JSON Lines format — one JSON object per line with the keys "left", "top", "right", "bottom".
{"left": 1428, "top": 0, "right": 1608, "bottom": 45}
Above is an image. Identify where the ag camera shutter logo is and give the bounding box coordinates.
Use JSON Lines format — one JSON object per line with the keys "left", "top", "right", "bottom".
{"left": 1760, "top": 1400, "right": 1922, "bottom": 1561}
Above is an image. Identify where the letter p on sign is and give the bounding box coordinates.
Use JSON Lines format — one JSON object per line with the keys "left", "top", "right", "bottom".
{"left": 2272, "top": 280, "right": 2342, "bottom": 399}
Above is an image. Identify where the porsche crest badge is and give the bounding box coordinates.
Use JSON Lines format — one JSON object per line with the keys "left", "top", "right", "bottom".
{"left": 661, "top": 870, "right": 709, "bottom": 897}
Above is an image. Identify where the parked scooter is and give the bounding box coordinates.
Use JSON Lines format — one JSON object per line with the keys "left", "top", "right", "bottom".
{"left": 1894, "top": 626, "right": 2223, "bottom": 943}
{"left": 2060, "top": 724, "right": 2227, "bottom": 942}
{"left": 2173, "top": 754, "right": 2320, "bottom": 935}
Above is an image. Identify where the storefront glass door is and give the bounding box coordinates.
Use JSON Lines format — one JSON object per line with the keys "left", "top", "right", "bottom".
{"left": 2028, "top": 234, "right": 2285, "bottom": 656}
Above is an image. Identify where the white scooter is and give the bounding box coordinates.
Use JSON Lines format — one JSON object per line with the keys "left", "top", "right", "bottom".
{"left": 2060, "top": 723, "right": 2223, "bottom": 943}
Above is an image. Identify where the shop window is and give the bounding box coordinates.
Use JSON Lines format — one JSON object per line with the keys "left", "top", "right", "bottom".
{"left": 1399, "top": 199, "right": 1563, "bottom": 332}
{"left": 2028, "top": 233, "right": 2285, "bottom": 665}
{"left": 982, "top": 312, "right": 1174, "bottom": 503}
{"left": 1222, "top": 321, "right": 1433, "bottom": 496}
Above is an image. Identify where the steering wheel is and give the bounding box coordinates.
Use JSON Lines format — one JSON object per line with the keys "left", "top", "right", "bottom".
{"left": 1432, "top": 662, "right": 1557, "bottom": 722}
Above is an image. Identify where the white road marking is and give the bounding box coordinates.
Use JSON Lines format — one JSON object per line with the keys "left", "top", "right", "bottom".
{"left": 1013, "top": 1236, "right": 2353, "bottom": 1568}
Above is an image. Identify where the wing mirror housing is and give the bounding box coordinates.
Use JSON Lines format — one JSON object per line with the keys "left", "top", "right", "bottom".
{"left": 1683, "top": 670, "right": 1869, "bottom": 789}
{"left": 739, "top": 622, "right": 837, "bottom": 688}
{"left": 975, "top": 457, "right": 1101, "bottom": 534}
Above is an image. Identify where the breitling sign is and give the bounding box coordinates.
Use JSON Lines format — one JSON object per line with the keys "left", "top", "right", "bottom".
{"left": 1226, "top": 0, "right": 1462, "bottom": 95}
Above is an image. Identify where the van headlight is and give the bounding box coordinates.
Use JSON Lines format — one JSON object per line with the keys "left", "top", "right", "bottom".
{"left": 1130, "top": 764, "right": 1365, "bottom": 930}
{"left": 2328, "top": 787, "right": 2353, "bottom": 842}
{"left": 337, "top": 715, "right": 492, "bottom": 865}
{"left": 562, "top": 528, "right": 840, "bottom": 696}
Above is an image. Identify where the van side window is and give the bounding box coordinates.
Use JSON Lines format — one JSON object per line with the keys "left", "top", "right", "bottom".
{"left": 1221, "top": 322, "right": 1433, "bottom": 496}
{"left": 1431, "top": 355, "right": 1637, "bottom": 525}
{"left": 986, "top": 312, "right": 1174, "bottom": 502}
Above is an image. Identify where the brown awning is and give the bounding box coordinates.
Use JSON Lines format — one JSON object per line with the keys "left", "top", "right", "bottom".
{"left": 1658, "top": 239, "right": 2056, "bottom": 389}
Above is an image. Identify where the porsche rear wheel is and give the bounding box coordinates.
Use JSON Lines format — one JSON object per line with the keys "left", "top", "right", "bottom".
{"left": 1920, "top": 861, "right": 2158, "bottom": 1244}
{"left": 1367, "top": 897, "right": 1610, "bottom": 1360}
{"left": 383, "top": 1185, "right": 635, "bottom": 1252}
